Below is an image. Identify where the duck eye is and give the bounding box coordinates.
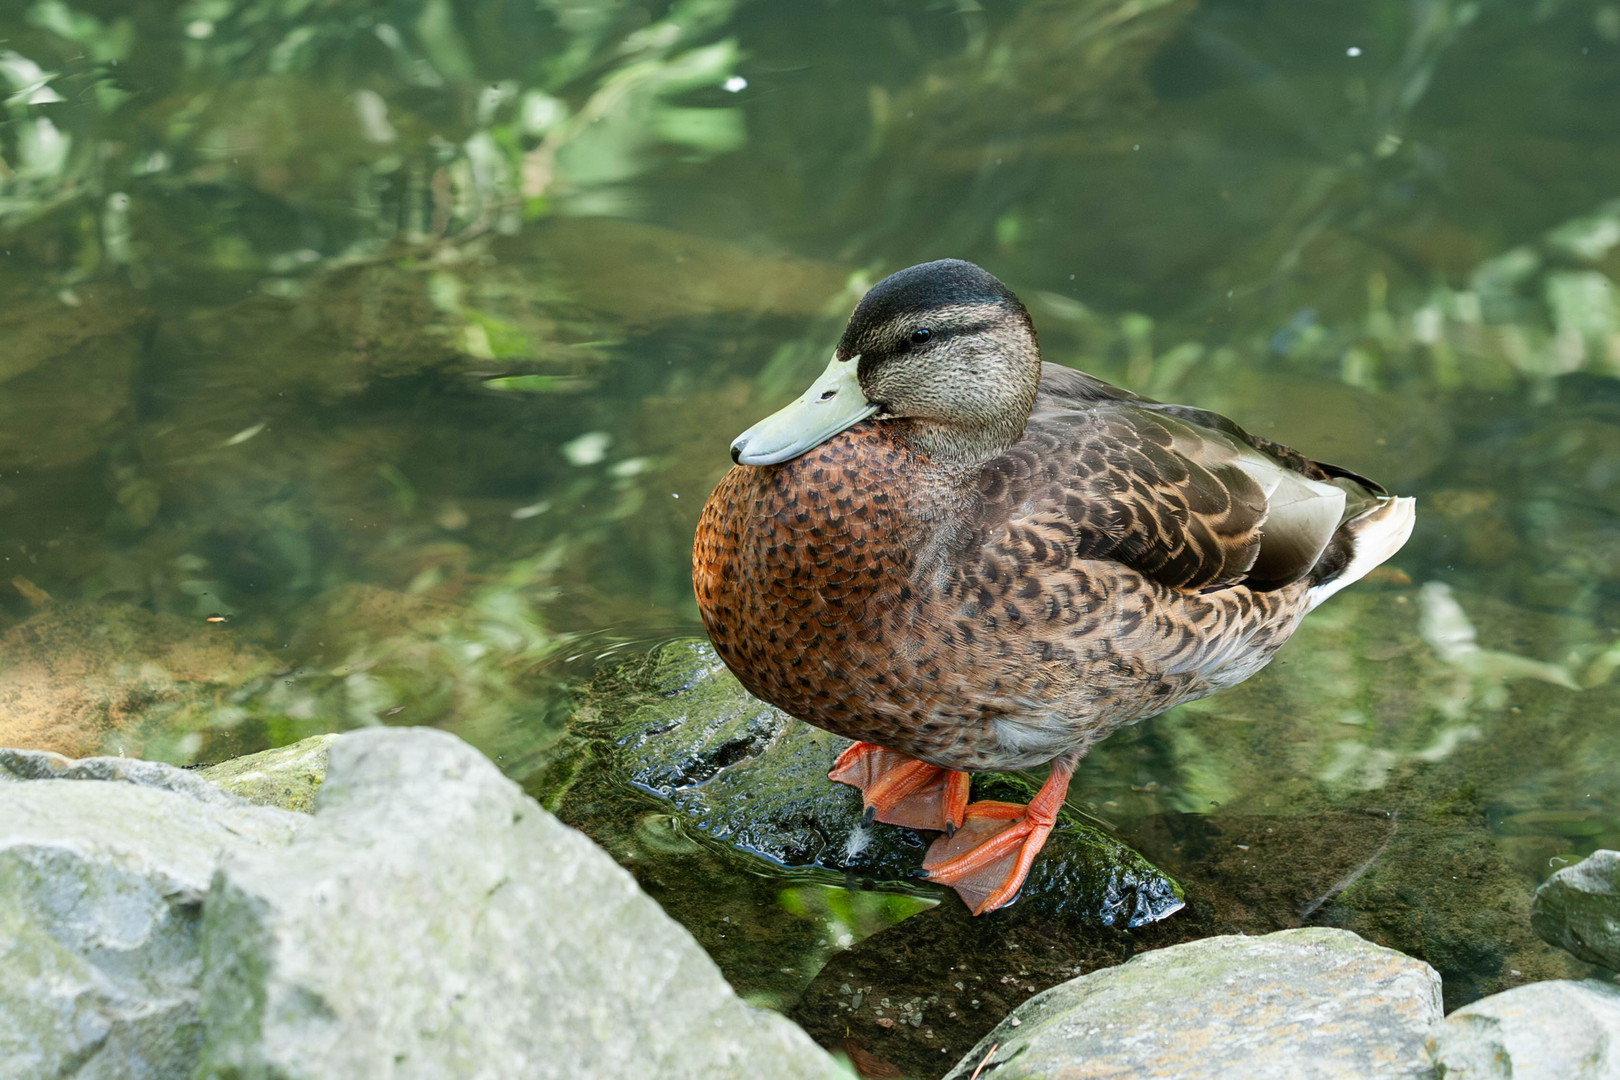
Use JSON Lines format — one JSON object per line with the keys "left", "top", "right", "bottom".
{"left": 909, "top": 328, "right": 932, "bottom": 345}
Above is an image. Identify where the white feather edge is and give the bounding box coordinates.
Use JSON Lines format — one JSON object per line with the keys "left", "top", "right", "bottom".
{"left": 1305, "top": 495, "right": 1417, "bottom": 612}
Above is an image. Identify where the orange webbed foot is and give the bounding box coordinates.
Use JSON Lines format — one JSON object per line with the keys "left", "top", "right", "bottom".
{"left": 828, "top": 742, "right": 970, "bottom": 834}
{"left": 920, "top": 756, "right": 1077, "bottom": 915}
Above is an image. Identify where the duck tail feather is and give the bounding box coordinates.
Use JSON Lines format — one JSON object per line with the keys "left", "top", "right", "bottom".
{"left": 1305, "top": 496, "right": 1416, "bottom": 612}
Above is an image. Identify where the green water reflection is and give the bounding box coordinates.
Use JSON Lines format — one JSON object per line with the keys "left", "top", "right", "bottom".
{"left": 3, "top": 0, "right": 1620, "bottom": 1049}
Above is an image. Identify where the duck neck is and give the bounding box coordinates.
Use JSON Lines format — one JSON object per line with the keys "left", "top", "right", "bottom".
{"left": 886, "top": 416, "right": 1026, "bottom": 473}
{"left": 880, "top": 425, "right": 1002, "bottom": 566}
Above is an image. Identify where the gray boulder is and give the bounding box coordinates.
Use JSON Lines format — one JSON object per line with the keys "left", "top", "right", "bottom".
{"left": 0, "top": 753, "right": 302, "bottom": 1080}
{"left": 1425, "top": 979, "right": 1620, "bottom": 1079}
{"left": 1531, "top": 850, "right": 1620, "bottom": 970}
{"left": 1, "top": 730, "right": 845, "bottom": 1080}
{"left": 196, "top": 726, "right": 845, "bottom": 1080}
{"left": 945, "top": 928, "right": 1441, "bottom": 1080}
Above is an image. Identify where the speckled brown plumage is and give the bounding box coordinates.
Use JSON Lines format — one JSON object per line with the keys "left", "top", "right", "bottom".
{"left": 691, "top": 259, "right": 1415, "bottom": 913}
{"left": 698, "top": 370, "right": 1334, "bottom": 773}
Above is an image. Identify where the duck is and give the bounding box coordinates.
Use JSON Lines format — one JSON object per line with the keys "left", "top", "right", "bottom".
{"left": 691, "top": 259, "right": 1415, "bottom": 915}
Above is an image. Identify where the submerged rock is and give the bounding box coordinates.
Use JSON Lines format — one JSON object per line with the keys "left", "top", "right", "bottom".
{"left": 548, "top": 639, "right": 1183, "bottom": 924}
{"left": 1, "top": 730, "right": 844, "bottom": 1080}
{"left": 523, "top": 217, "right": 851, "bottom": 325}
{"left": 0, "top": 601, "right": 278, "bottom": 762}
{"left": 0, "top": 287, "right": 149, "bottom": 471}
{"left": 944, "top": 928, "right": 1441, "bottom": 1080}
{"left": 1326, "top": 780, "right": 1587, "bottom": 1010}
{"left": 1531, "top": 849, "right": 1620, "bottom": 970}
{"left": 1425, "top": 979, "right": 1620, "bottom": 1079}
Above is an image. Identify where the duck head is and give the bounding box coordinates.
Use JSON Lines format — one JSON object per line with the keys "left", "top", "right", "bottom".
{"left": 730, "top": 259, "right": 1041, "bottom": 467}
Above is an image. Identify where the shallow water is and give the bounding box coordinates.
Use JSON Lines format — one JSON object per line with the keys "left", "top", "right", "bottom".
{"left": 3, "top": 0, "right": 1619, "bottom": 1069}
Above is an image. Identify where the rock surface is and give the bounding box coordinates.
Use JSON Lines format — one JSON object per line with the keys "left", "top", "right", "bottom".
{"left": 1, "top": 745, "right": 249, "bottom": 808}
{"left": 0, "top": 752, "right": 301, "bottom": 1080}
{"left": 943, "top": 928, "right": 1442, "bottom": 1080}
{"left": 1531, "top": 850, "right": 1620, "bottom": 970}
{"left": 197, "top": 727, "right": 843, "bottom": 1080}
{"left": 547, "top": 639, "right": 1184, "bottom": 925}
{"left": 788, "top": 810, "right": 1422, "bottom": 1080}
{"left": 195, "top": 732, "right": 337, "bottom": 812}
{"left": 1, "top": 729, "right": 845, "bottom": 1080}
{"left": 1426, "top": 979, "right": 1620, "bottom": 1079}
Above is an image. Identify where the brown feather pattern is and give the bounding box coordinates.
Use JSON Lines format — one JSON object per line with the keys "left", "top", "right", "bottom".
{"left": 693, "top": 364, "right": 1355, "bottom": 773}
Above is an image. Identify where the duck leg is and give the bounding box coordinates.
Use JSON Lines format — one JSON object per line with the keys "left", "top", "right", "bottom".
{"left": 921, "top": 754, "right": 1078, "bottom": 915}
{"left": 828, "top": 742, "right": 970, "bottom": 834}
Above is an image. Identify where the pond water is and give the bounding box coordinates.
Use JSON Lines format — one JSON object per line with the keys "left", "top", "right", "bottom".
{"left": 3, "top": 0, "right": 1619, "bottom": 1071}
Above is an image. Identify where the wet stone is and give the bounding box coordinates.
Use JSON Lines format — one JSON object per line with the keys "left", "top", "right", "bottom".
{"left": 1531, "top": 849, "right": 1620, "bottom": 970}
{"left": 546, "top": 639, "right": 1183, "bottom": 923}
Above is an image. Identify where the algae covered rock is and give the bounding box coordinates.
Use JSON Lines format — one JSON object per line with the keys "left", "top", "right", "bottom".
{"left": 195, "top": 733, "right": 337, "bottom": 813}
{"left": 1425, "top": 979, "right": 1620, "bottom": 1079}
{"left": 1531, "top": 849, "right": 1620, "bottom": 970}
{"left": 945, "top": 928, "right": 1442, "bottom": 1080}
{"left": 549, "top": 638, "right": 1183, "bottom": 924}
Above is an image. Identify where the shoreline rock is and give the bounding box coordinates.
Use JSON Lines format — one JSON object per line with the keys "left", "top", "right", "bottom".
{"left": 943, "top": 928, "right": 1443, "bottom": 1080}
{"left": 0, "top": 752, "right": 301, "bottom": 1079}
{"left": 1426, "top": 978, "right": 1620, "bottom": 1079}
{"left": 0, "top": 729, "right": 846, "bottom": 1080}
{"left": 1531, "top": 849, "right": 1620, "bottom": 971}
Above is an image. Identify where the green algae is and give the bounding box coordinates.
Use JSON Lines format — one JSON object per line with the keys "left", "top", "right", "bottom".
{"left": 196, "top": 734, "right": 337, "bottom": 814}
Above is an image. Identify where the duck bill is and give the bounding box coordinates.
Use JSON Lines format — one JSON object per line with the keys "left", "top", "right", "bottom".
{"left": 730, "top": 354, "right": 877, "bottom": 465}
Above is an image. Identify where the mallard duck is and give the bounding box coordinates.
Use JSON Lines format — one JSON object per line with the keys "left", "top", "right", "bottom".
{"left": 692, "top": 259, "right": 1414, "bottom": 915}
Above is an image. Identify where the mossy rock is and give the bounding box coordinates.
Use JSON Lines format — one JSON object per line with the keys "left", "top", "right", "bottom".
{"left": 196, "top": 734, "right": 338, "bottom": 814}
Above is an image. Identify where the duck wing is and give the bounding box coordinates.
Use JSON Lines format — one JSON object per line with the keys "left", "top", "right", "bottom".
{"left": 974, "top": 365, "right": 1381, "bottom": 592}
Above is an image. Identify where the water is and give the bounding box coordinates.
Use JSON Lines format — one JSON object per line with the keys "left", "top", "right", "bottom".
{"left": 3, "top": 0, "right": 1620, "bottom": 1065}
